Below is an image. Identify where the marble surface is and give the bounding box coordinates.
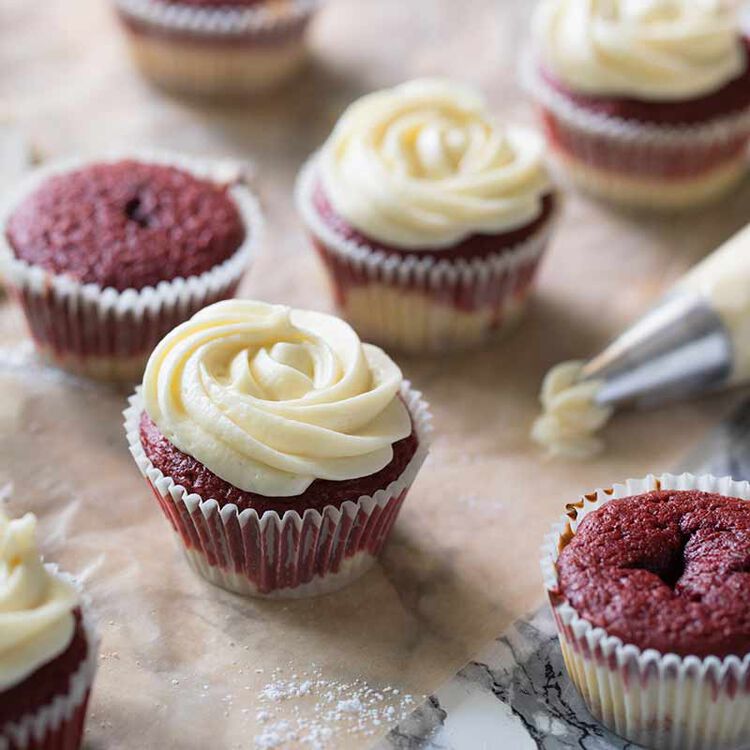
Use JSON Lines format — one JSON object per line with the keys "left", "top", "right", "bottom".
{"left": 379, "top": 403, "right": 750, "bottom": 750}
{"left": 2, "top": 1, "right": 750, "bottom": 748}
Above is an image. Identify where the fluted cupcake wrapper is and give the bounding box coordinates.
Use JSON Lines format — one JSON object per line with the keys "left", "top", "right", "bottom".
{"left": 295, "top": 156, "right": 556, "bottom": 354}
{"left": 1, "top": 568, "right": 99, "bottom": 750}
{"left": 114, "top": 0, "right": 320, "bottom": 96}
{"left": 124, "top": 382, "right": 432, "bottom": 599}
{"left": 523, "top": 56, "right": 750, "bottom": 210}
{"left": 542, "top": 472, "right": 750, "bottom": 750}
{"left": 0, "top": 150, "right": 262, "bottom": 382}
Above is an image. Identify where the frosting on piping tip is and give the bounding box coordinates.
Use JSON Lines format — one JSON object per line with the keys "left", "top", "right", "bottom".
{"left": 142, "top": 299, "right": 412, "bottom": 497}
{"left": 531, "top": 360, "right": 614, "bottom": 458}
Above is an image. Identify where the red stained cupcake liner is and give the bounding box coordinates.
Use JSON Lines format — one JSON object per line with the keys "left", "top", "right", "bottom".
{"left": 124, "top": 382, "right": 432, "bottom": 598}
{"left": 542, "top": 473, "right": 750, "bottom": 750}
{"left": 295, "top": 156, "right": 557, "bottom": 354}
{"left": 1, "top": 569, "right": 99, "bottom": 750}
{"left": 114, "top": 0, "right": 320, "bottom": 96}
{"left": 0, "top": 151, "right": 262, "bottom": 382}
{"left": 524, "top": 58, "right": 750, "bottom": 209}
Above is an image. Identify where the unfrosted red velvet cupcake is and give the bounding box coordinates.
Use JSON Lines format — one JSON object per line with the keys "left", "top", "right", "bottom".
{"left": 0, "top": 510, "right": 98, "bottom": 750}
{"left": 543, "top": 474, "right": 750, "bottom": 749}
{"left": 296, "top": 78, "right": 558, "bottom": 354}
{"left": 114, "top": 0, "right": 320, "bottom": 97}
{"left": 125, "top": 299, "right": 431, "bottom": 598}
{"left": 0, "top": 153, "right": 261, "bottom": 381}
{"left": 526, "top": 0, "right": 750, "bottom": 209}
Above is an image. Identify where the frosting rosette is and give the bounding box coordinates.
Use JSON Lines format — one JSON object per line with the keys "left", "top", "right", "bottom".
{"left": 318, "top": 78, "right": 551, "bottom": 248}
{"left": 532, "top": 0, "right": 746, "bottom": 101}
{"left": 0, "top": 511, "right": 77, "bottom": 690}
{"left": 142, "top": 300, "right": 413, "bottom": 497}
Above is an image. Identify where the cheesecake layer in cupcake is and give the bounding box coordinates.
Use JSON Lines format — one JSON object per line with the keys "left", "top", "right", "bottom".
{"left": 126, "top": 299, "right": 431, "bottom": 597}
{"left": 0, "top": 511, "right": 98, "bottom": 750}
{"left": 115, "top": 0, "right": 318, "bottom": 97}
{"left": 544, "top": 474, "right": 750, "bottom": 750}
{"left": 297, "top": 78, "right": 557, "bottom": 353}
{"left": 528, "top": 0, "right": 750, "bottom": 208}
{"left": 0, "top": 154, "right": 260, "bottom": 381}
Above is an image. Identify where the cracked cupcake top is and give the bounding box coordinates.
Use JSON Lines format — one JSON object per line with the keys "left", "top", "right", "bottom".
{"left": 557, "top": 489, "right": 750, "bottom": 658}
{"left": 5, "top": 159, "right": 246, "bottom": 291}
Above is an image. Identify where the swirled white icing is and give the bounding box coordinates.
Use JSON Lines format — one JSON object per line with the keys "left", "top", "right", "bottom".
{"left": 142, "top": 300, "right": 412, "bottom": 497}
{"left": 318, "top": 78, "right": 551, "bottom": 248}
{"left": 0, "top": 511, "right": 77, "bottom": 691}
{"left": 531, "top": 360, "right": 614, "bottom": 458}
{"left": 532, "top": 0, "right": 746, "bottom": 100}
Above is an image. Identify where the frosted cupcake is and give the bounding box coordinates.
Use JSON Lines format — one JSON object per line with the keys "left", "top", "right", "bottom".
{"left": 124, "top": 299, "right": 431, "bottom": 598}
{"left": 0, "top": 153, "right": 260, "bottom": 381}
{"left": 296, "top": 79, "right": 558, "bottom": 354}
{"left": 526, "top": 0, "right": 750, "bottom": 209}
{"left": 114, "top": 0, "right": 320, "bottom": 97}
{"left": 0, "top": 510, "right": 98, "bottom": 750}
{"left": 543, "top": 473, "right": 750, "bottom": 749}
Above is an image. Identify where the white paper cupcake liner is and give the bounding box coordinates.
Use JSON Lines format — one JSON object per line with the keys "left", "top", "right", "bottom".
{"left": 0, "top": 150, "right": 262, "bottom": 382}
{"left": 115, "top": 0, "right": 319, "bottom": 95}
{"left": 295, "top": 155, "right": 557, "bottom": 354}
{"left": 542, "top": 472, "right": 750, "bottom": 750}
{"left": 115, "top": 0, "right": 318, "bottom": 37}
{"left": 124, "top": 381, "right": 432, "bottom": 599}
{"left": 1, "top": 568, "right": 99, "bottom": 750}
{"left": 523, "top": 55, "right": 750, "bottom": 209}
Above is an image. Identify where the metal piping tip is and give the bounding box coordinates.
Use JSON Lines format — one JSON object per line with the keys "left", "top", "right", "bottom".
{"left": 580, "top": 293, "right": 733, "bottom": 409}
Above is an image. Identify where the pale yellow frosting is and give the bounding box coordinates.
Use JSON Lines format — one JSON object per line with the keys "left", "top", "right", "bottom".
{"left": 532, "top": 0, "right": 746, "bottom": 100}
{"left": 142, "top": 300, "right": 412, "bottom": 498}
{"left": 531, "top": 360, "right": 614, "bottom": 458}
{"left": 0, "top": 511, "right": 77, "bottom": 691}
{"left": 319, "top": 78, "right": 551, "bottom": 249}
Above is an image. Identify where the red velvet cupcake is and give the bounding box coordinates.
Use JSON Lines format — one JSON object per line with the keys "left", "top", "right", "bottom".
{"left": 0, "top": 510, "right": 98, "bottom": 750}
{"left": 0, "top": 152, "right": 261, "bottom": 381}
{"left": 543, "top": 473, "right": 750, "bottom": 749}
{"left": 114, "top": 0, "right": 320, "bottom": 97}
{"left": 124, "top": 299, "right": 431, "bottom": 598}
{"left": 526, "top": 0, "right": 750, "bottom": 209}
{"left": 296, "top": 79, "right": 558, "bottom": 354}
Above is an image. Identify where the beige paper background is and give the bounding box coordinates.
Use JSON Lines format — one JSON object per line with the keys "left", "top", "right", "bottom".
{"left": 1, "top": 0, "right": 750, "bottom": 747}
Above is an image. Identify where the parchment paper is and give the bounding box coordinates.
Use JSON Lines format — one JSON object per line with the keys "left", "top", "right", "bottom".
{"left": 1, "top": 0, "right": 749, "bottom": 747}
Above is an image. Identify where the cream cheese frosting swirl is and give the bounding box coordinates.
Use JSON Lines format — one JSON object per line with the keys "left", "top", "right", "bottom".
{"left": 318, "top": 78, "right": 551, "bottom": 249}
{"left": 531, "top": 360, "right": 614, "bottom": 458}
{"left": 142, "top": 300, "right": 412, "bottom": 497}
{"left": 532, "top": 0, "right": 746, "bottom": 101}
{"left": 0, "top": 510, "right": 77, "bottom": 690}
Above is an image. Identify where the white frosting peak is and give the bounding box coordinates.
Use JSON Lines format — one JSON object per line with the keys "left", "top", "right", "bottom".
{"left": 531, "top": 361, "right": 614, "bottom": 458}
{"left": 0, "top": 511, "right": 77, "bottom": 690}
{"left": 142, "top": 300, "right": 412, "bottom": 498}
{"left": 319, "top": 78, "right": 551, "bottom": 249}
{"left": 532, "top": 0, "right": 745, "bottom": 100}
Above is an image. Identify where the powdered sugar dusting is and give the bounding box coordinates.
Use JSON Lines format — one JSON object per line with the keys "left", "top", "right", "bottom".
{"left": 252, "top": 666, "right": 416, "bottom": 749}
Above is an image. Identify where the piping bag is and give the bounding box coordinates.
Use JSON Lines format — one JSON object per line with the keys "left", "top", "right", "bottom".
{"left": 533, "top": 223, "right": 750, "bottom": 458}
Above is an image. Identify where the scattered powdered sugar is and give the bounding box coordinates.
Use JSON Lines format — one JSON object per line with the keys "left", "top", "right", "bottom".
{"left": 252, "top": 665, "right": 416, "bottom": 749}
